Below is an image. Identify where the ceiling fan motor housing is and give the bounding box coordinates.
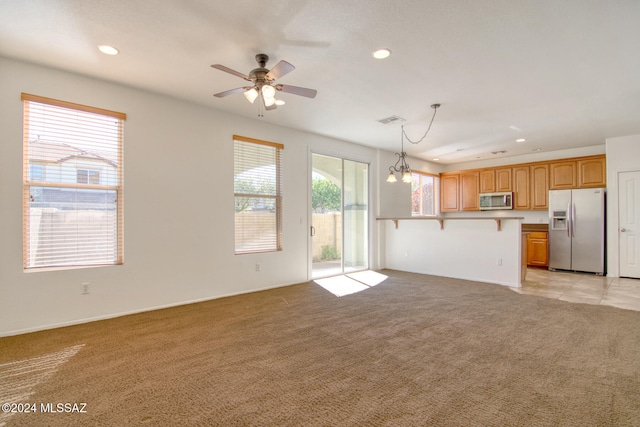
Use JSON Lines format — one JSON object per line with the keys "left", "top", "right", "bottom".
{"left": 255, "top": 53, "right": 269, "bottom": 67}
{"left": 249, "top": 68, "right": 270, "bottom": 86}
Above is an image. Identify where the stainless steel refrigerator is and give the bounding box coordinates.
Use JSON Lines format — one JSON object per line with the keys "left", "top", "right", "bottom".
{"left": 548, "top": 188, "right": 606, "bottom": 274}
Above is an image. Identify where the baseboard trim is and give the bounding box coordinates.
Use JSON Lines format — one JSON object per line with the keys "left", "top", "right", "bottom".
{"left": 0, "top": 281, "right": 302, "bottom": 337}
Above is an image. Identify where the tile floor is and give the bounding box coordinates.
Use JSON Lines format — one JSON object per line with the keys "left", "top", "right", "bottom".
{"left": 511, "top": 268, "right": 640, "bottom": 312}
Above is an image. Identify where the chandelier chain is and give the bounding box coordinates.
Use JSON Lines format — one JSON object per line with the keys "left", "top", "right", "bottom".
{"left": 402, "top": 103, "right": 440, "bottom": 145}
{"left": 387, "top": 104, "right": 440, "bottom": 183}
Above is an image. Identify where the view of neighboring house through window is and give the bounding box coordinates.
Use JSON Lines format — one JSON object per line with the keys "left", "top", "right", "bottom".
{"left": 411, "top": 171, "right": 438, "bottom": 216}
{"left": 233, "top": 135, "right": 283, "bottom": 254}
{"left": 22, "top": 93, "right": 125, "bottom": 269}
{"left": 77, "top": 169, "right": 101, "bottom": 184}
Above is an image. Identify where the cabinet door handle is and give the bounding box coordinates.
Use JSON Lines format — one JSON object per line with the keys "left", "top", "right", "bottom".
{"left": 621, "top": 228, "right": 627, "bottom": 232}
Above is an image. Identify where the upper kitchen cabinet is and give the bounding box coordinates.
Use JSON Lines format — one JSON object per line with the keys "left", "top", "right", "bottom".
{"left": 578, "top": 156, "right": 606, "bottom": 188}
{"left": 495, "top": 168, "right": 513, "bottom": 192}
{"left": 549, "top": 161, "right": 577, "bottom": 189}
{"left": 440, "top": 173, "right": 460, "bottom": 212}
{"left": 512, "top": 166, "right": 530, "bottom": 210}
{"left": 530, "top": 163, "right": 549, "bottom": 210}
{"left": 438, "top": 154, "right": 604, "bottom": 213}
{"left": 460, "top": 171, "right": 480, "bottom": 211}
{"left": 479, "top": 168, "right": 511, "bottom": 193}
{"left": 479, "top": 169, "right": 496, "bottom": 193}
{"left": 550, "top": 155, "right": 606, "bottom": 189}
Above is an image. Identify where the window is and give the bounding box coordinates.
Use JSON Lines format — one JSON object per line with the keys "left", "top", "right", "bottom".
{"left": 22, "top": 93, "right": 125, "bottom": 269}
{"left": 77, "top": 169, "right": 100, "bottom": 184}
{"left": 411, "top": 171, "right": 438, "bottom": 216}
{"left": 234, "top": 135, "right": 283, "bottom": 254}
{"left": 29, "top": 164, "right": 44, "bottom": 181}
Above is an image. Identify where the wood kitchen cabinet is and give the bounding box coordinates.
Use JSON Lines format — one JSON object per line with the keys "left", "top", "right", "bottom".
{"left": 479, "top": 169, "right": 496, "bottom": 193}
{"left": 527, "top": 231, "right": 549, "bottom": 266}
{"left": 550, "top": 156, "right": 605, "bottom": 189}
{"left": 578, "top": 156, "right": 606, "bottom": 187}
{"left": 440, "top": 173, "right": 460, "bottom": 212}
{"left": 512, "top": 166, "right": 530, "bottom": 210}
{"left": 438, "top": 155, "right": 604, "bottom": 214}
{"left": 549, "top": 161, "right": 577, "bottom": 189}
{"left": 479, "top": 168, "right": 511, "bottom": 193}
{"left": 495, "top": 168, "right": 512, "bottom": 192}
{"left": 460, "top": 171, "right": 480, "bottom": 211}
{"left": 530, "top": 163, "right": 549, "bottom": 210}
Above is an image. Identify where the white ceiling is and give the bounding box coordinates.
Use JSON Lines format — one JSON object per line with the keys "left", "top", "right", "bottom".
{"left": 2, "top": 0, "right": 639, "bottom": 164}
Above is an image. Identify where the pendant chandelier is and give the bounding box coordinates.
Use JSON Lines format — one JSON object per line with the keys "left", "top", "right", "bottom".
{"left": 387, "top": 104, "right": 440, "bottom": 183}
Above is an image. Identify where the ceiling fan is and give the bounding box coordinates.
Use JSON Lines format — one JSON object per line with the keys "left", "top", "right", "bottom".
{"left": 211, "top": 53, "right": 317, "bottom": 111}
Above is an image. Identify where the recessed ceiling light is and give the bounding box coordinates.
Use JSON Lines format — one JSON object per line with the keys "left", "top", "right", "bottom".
{"left": 372, "top": 48, "right": 391, "bottom": 59}
{"left": 532, "top": 147, "right": 542, "bottom": 152}
{"left": 432, "top": 158, "right": 440, "bottom": 161}
{"left": 98, "top": 45, "right": 119, "bottom": 55}
{"left": 516, "top": 138, "right": 527, "bottom": 143}
{"left": 275, "top": 99, "right": 285, "bottom": 106}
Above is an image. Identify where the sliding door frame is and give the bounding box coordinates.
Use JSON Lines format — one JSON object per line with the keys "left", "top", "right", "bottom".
{"left": 308, "top": 149, "right": 371, "bottom": 280}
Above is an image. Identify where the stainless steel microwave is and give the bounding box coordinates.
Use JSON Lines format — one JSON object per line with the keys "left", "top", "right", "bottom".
{"left": 479, "top": 192, "right": 513, "bottom": 210}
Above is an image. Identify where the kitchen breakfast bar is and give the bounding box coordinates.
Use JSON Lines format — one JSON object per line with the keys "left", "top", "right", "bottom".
{"left": 378, "top": 216, "right": 526, "bottom": 287}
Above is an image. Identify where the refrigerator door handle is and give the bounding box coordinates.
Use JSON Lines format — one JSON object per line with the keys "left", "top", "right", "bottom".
{"left": 571, "top": 202, "right": 576, "bottom": 237}
{"left": 567, "top": 202, "right": 571, "bottom": 237}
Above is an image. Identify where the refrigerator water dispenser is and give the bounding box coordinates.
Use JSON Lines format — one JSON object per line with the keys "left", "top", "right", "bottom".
{"left": 551, "top": 211, "right": 567, "bottom": 230}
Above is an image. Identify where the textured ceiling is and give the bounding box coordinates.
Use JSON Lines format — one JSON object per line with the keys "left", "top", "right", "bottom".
{"left": 1, "top": 0, "right": 639, "bottom": 164}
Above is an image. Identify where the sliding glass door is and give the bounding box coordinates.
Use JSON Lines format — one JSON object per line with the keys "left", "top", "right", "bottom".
{"left": 311, "top": 153, "right": 368, "bottom": 278}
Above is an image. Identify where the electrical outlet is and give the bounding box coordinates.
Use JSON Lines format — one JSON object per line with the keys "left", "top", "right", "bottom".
{"left": 81, "top": 283, "right": 90, "bottom": 294}
{"left": 255, "top": 263, "right": 261, "bottom": 272}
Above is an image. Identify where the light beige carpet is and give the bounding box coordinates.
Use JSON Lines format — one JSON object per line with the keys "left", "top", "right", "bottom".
{"left": 1, "top": 270, "right": 639, "bottom": 426}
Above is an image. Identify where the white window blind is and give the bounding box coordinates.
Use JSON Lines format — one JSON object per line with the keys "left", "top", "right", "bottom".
{"left": 22, "top": 93, "right": 125, "bottom": 269}
{"left": 234, "top": 135, "right": 283, "bottom": 254}
{"left": 411, "top": 171, "right": 438, "bottom": 216}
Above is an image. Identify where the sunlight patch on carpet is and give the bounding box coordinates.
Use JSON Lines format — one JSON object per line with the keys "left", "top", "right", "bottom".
{"left": 347, "top": 270, "right": 388, "bottom": 287}
{"left": 0, "top": 344, "right": 85, "bottom": 426}
{"left": 314, "top": 270, "right": 388, "bottom": 297}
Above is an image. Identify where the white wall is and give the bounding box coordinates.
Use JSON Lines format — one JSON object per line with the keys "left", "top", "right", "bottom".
{"left": 0, "top": 57, "right": 378, "bottom": 336}
{"left": 383, "top": 218, "right": 523, "bottom": 287}
{"left": 605, "top": 134, "right": 640, "bottom": 277}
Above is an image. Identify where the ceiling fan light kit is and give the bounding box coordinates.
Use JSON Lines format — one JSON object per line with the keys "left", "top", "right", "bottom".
{"left": 387, "top": 104, "right": 441, "bottom": 183}
{"left": 212, "top": 53, "right": 317, "bottom": 116}
{"left": 243, "top": 88, "right": 259, "bottom": 103}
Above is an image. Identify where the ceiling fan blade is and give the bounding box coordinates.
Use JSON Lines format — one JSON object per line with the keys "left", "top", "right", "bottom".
{"left": 211, "top": 64, "right": 251, "bottom": 81}
{"left": 266, "top": 60, "right": 295, "bottom": 81}
{"left": 214, "top": 87, "right": 251, "bottom": 98}
{"left": 265, "top": 103, "right": 277, "bottom": 111}
{"left": 276, "top": 84, "right": 317, "bottom": 98}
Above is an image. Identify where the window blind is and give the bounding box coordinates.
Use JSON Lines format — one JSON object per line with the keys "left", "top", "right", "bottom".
{"left": 233, "top": 135, "right": 283, "bottom": 254}
{"left": 22, "top": 93, "right": 125, "bottom": 269}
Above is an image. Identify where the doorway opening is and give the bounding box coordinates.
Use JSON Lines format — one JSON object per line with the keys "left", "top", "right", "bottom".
{"left": 311, "top": 153, "right": 368, "bottom": 279}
